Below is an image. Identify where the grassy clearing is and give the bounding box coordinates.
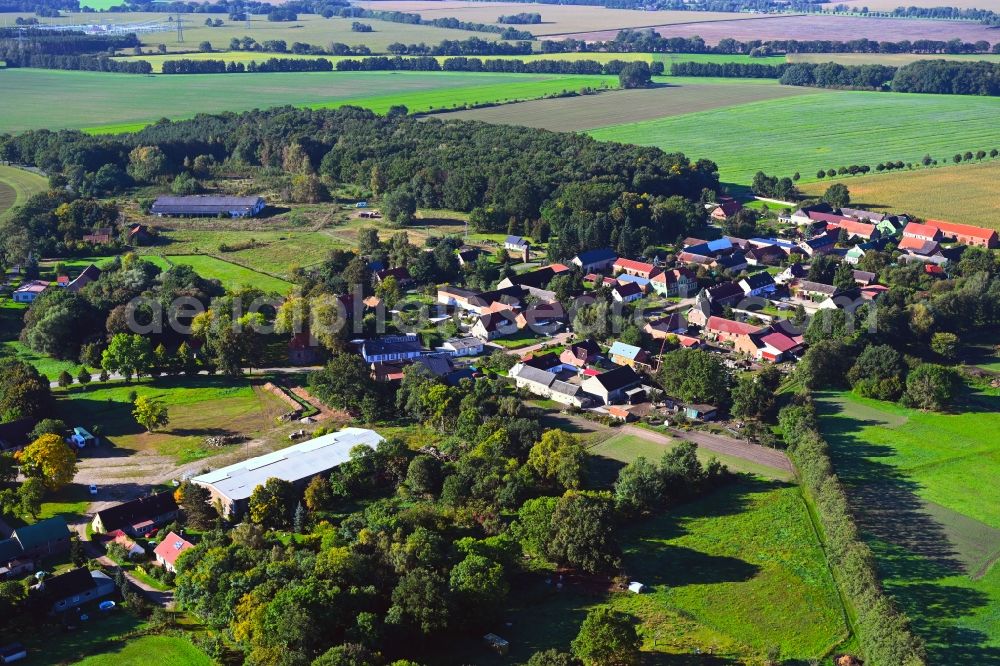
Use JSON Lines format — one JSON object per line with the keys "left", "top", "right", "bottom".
{"left": 76, "top": 634, "right": 212, "bottom": 666}
{"left": 0, "top": 68, "right": 614, "bottom": 133}
{"left": 589, "top": 89, "right": 1000, "bottom": 186}
{"left": 18, "top": 603, "right": 148, "bottom": 666}
{"left": 0, "top": 340, "right": 82, "bottom": 380}
{"left": 437, "top": 78, "right": 821, "bottom": 131}
{"left": 155, "top": 254, "right": 294, "bottom": 293}
{"left": 55, "top": 376, "right": 289, "bottom": 463}
{"left": 0, "top": 164, "right": 48, "bottom": 218}
{"left": 614, "top": 479, "right": 849, "bottom": 661}
{"left": 588, "top": 432, "right": 794, "bottom": 484}
{"left": 797, "top": 160, "right": 1000, "bottom": 230}
{"left": 816, "top": 389, "right": 1000, "bottom": 663}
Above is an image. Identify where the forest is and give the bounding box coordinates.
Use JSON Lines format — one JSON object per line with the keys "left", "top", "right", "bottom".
{"left": 780, "top": 60, "right": 1000, "bottom": 95}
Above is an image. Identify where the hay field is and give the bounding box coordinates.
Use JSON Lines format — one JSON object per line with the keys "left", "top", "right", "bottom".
{"left": 589, "top": 89, "right": 1000, "bottom": 186}
{"left": 436, "top": 78, "right": 823, "bottom": 131}
{"left": 817, "top": 390, "right": 1000, "bottom": 664}
{"left": 798, "top": 161, "right": 1000, "bottom": 230}
{"left": 351, "top": 0, "right": 761, "bottom": 36}
{"left": 0, "top": 68, "right": 614, "bottom": 133}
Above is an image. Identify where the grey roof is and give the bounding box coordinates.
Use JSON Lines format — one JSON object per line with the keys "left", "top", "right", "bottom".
{"left": 575, "top": 248, "right": 617, "bottom": 265}
{"left": 151, "top": 195, "right": 264, "bottom": 216}
{"left": 443, "top": 337, "right": 481, "bottom": 351}
{"left": 505, "top": 235, "right": 529, "bottom": 248}
{"left": 741, "top": 272, "right": 775, "bottom": 290}
{"left": 590, "top": 365, "right": 642, "bottom": 392}
{"left": 550, "top": 380, "right": 583, "bottom": 397}
{"left": 362, "top": 335, "right": 422, "bottom": 358}
{"left": 852, "top": 270, "right": 876, "bottom": 283}
{"left": 192, "top": 428, "right": 384, "bottom": 502}
{"left": 511, "top": 364, "right": 557, "bottom": 387}
{"left": 840, "top": 207, "right": 888, "bottom": 222}
{"left": 797, "top": 280, "right": 838, "bottom": 295}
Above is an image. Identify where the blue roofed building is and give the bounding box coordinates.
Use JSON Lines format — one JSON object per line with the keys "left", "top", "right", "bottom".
{"left": 571, "top": 248, "right": 617, "bottom": 274}
{"left": 607, "top": 341, "right": 651, "bottom": 369}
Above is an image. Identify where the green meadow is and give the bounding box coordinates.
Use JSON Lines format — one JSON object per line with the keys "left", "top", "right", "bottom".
{"left": 817, "top": 390, "right": 1000, "bottom": 664}
{"left": 0, "top": 164, "right": 48, "bottom": 217}
{"left": 0, "top": 68, "right": 614, "bottom": 133}
{"left": 589, "top": 90, "right": 1000, "bottom": 186}
{"left": 157, "top": 254, "right": 294, "bottom": 294}
{"left": 76, "top": 634, "right": 213, "bottom": 666}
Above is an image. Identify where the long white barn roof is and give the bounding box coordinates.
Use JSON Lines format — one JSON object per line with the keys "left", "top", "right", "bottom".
{"left": 191, "top": 428, "right": 383, "bottom": 501}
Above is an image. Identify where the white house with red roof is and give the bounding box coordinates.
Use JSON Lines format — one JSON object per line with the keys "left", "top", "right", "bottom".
{"left": 612, "top": 258, "right": 661, "bottom": 280}
{"left": 902, "top": 222, "right": 942, "bottom": 242}
{"left": 703, "top": 316, "right": 762, "bottom": 344}
{"left": 154, "top": 531, "right": 194, "bottom": 573}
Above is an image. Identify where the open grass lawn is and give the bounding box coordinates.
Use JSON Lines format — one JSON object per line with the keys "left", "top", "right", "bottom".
{"left": 0, "top": 164, "right": 48, "bottom": 218}
{"left": 17, "top": 603, "right": 148, "bottom": 666}
{"left": 55, "top": 376, "right": 289, "bottom": 463}
{"left": 437, "top": 78, "right": 819, "bottom": 131}
{"left": 816, "top": 390, "right": 1000, "bottom": 663}
{"left": 77, "top": 633, "right": 212, "bottom": 665}
{"left": 156, "top": 254, "right": 293, "bottom": 294}
{"left": 490, "top": 330, "right": 549, "bottom": 349}
{"left": 0, "top": 68, "right": 614, "bottom": 133}
{"left": 588, "top": 432, "right": 794, "bottom": 484}
{"left": 589, "top": 89, "right": 1000, "bottom": 186}
{"left": 0, "top": 340, "right": 82, "bottom": 381}
{"left": 798, "top": 160, "right": 1000, "bottom": 230}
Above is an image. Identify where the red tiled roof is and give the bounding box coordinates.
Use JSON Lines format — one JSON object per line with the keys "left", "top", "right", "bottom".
{"left": 837, "top": 219, "right": 876, "bottom": 238}
{"left": 706, "top": 316, "right": 761, "bottom": 336}
{"left": 549, "top": 263, "right": 571, "bottom": 273}
{"left": 613, "top": 258, "right": 656, "bottom": 274}
{"left": 897, "top": 236, "right": 938, "bottom": 253}
{"left": 676, "top": 334, "right": 702, "bottom": 348}
{"left": 153, "top": 531, "right": 194, "bottom": 567}
{"left": 903, "top": 221, "right": 940, "bottom": 239}
{"left": 808, "top": 211, "right": 855, "bottom": 225}
{"left": 760, "top": 331, "right": 802, "bottom": 353}
{"left": 927, "top": 219, "right": 996, "bottom": 241}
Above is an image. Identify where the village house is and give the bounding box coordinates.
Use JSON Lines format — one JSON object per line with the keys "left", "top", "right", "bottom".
{"left": 106, "top": 530, "right": 145, "bottom": 560}
{"left": 437, "top": 285, "right": 478, "bottom": 310}
{"left": 560, "top": 339, "right": 603, "bottom": 369}
{"left": 36, "top": 568, "right": 115, "bottom": 614}
{"left": 66, "top": 264, "right": 101, "bottom": 293}
{"left": 712, "top": 253, "right": 749, "bottom": 273}
{"left": 472, "top": 310, "right": 519, "bottom": 341}
{"left": 677, "top": 251, "right": 713, "bottom": 266}
{"left": 852, "top": 270, "right": 877, "bottom": 287}
{"left": 580, "top": 365, "right": 643, "bottom": 405}
{"left": 897, "top": 236, "right": 941, "bottom": 256}
{"left": 776, "top": 263, "right": 808, "bottom": 285}
{"left": 704, "top": 281, "right": 745, "bottom": 309}
{"left": 373, "top": 266, "right": 413, "bottom": 288}
{"left": 793, "top": 280, "right": 840, "bottom": 300}
{"left": 127, "top": 224, "right": 151, "bottom": 246}
{"left": 360, "top": 335, "right": 423, "bottom": 364}
{"left": 684, "top": 404, "right": 718, "bottom": 421}
{"left": 515, "top": 302, "right": 566, "bottom": 334}
{"left": 745, "top": 244, "right": 786, "bottom": 266}
{"left": 831, "top": 219, "right": 879, "bottom": 241}
{"left": 288, "top": 331, "right": 322, "bottom": 366}
{"left": 840, "top": 207, "right": 889, "bottom": 223}
{"left": 91, "top": 492, "right": 179, "bottom": 536}
{"left": 738, "top": 272, "right": 776, "bottom": 298}
{"left": 607, "top": 341, "right": 651, "bottom": 369}
{"left": 703, "top": 316, "right": 762, "bottom": 345}
{"left": 466, "top": 286, "right": 525, "bottom": 315}
{"left": 0, "top": 418, "right": 33, "bottom": 454}
{"left": 151, "top": 195, "right": 266, "bottom": 218}
{"left": 615, "top": 274, "right": 653, "bottom": 293}
{"left": 685, "top": 238, "right": 734, "bottom": 258}
{"left": 0, "top": 518, "right": 71, "bottom": 576}
{"left": 154, "top": 531, "right": 195, "bottom": 573}
{"left": 455, "top": 247, "right": 482, "bottom": 267}
{"left": 736, "top": 326, "right": 805, "bottom": 362}
{"left": 612, "top": 258, "right": 660, "bottom": 280}
{"left": 12, "top": 280, "right": 49, "bottom": 304}
{"left": 643, "top": 313, "right": 687, "bottom": 340}
{"left": 504, "top": 235, "right": 530, "bottom": 254}
{"left": 650, "top": 267, "right": 698, "bottom": 297}
{"left": 508, "top": 363, "right": 591, "bottom": 408}
{"left": 710, "top": 199, "right": 743, "bottom": 221}
{"left": 797, "top": 232, "right": 838, "bottom": 257}
{"left": 496, "top": 264, "right": 568, "bottom": 299}
{"left": 82, "top": 227, "right": 114, "bottom": 244}
{"left": 611, "top": 281, "right": 643, "bottom": 303}
{"left": 571, "top": 248, "right": 617, "bottom": 274}
{"left": 438, "top": 337, "right": 484, "bottom": 357}
{"left": 902, "top": 221, "right": 942, "bottom": 243}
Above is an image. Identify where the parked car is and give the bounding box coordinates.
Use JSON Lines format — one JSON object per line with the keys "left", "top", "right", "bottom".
{"left": 88, "top": 484, "right": 98, "bottom": 495}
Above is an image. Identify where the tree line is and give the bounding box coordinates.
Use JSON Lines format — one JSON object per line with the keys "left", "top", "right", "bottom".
{"left": 835, "top": 3, "right": 1000, "bottom": 25}
{"left": 161, "top": 57, "right": 334, "bottom": 74}
{"left": 385, "top": 36, "right": 533, "bottom": 56}
{"left": 539, "top": 29, "right": 997, "bottom": 55}
{"left": 2, "top": 52, "right": 152, "bottom": 73}
{"left": 670, "top": 60, "right": 790, "bottom": 78}
{"left": 329, "top": 6, "right": 535, "bottom": 40}
{"left": 780, "top": 60, "right": 1000, "bottom": 95}
{"left": 497, "top": 12, "right": 542, "bottom": 24}
{"left": 333, "top": 54, "right": 664, "bottom": 76}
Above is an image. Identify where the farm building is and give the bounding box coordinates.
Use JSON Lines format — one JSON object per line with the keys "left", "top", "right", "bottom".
{"left": 927, "top": 220, "right": 998, "bottom": 248}
{"left": 91, "top": 491, "right": 179, "bottom": 536}
{"left": 508, "top": 363, "right": 591, "bottom": 408}
{"left": 580, "top": 365, "right": 643, "bottom": 405}
{"left": 150, "top": 195, "right": 265, "bottom": 218}
{"left": 438, "top": 337, "right": 484, "bottom": 357}
{"left": 66, "top": 264, "right": 101, "bottom": 293}
{"left": 191, "top": 428, "right": 384, "bottom": 517}
{"left": 35, "top": 568, "right": 115, "bottom": 614}
{"left": 360, "top": 335, "right": 423, "bottom": 364}
{"left": 571, "top": 248, "right": 617, "bottom": 274}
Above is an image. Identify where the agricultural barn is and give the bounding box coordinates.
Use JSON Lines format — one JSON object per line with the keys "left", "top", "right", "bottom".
{"left": 191, "top": 428, "right": 384, "bottom": 517}
{"left": 150, "top": 195, "right": 265, "bottom": 218}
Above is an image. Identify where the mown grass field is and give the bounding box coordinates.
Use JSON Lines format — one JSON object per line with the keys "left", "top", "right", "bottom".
{"left": 589, "top": 89, "right": 1000, "bottom": 186}
{"left": 76, "top": 634, "right": 213, "bottom": 666}
{"left": 788, "top": 52, "right": 1000, "bottom": 66}
{"left": 157, "top": 254, "right": 293, "bottom": 293}
{"left": 798, "top": 160, "right": 1000, "bottom": 229}
{"left": 816, "top": 389, "right": 1000, "bottom": 664}
{"left": 18, "top": 604, "right": 148, "bottom": 665}
{"left": 0, "top": 164, "right": 48, "bottom": 217}
{"left": 56, "top": 376, "right": 289, "bottom": 463}
{"left": 588, "top": 432, "right": 794, "bottom": 483}
{"left": 438, "top": 78, "right": 823, "bottom": 131}
{"left": 0, "top": 68, "right": 614, "bottom": 133}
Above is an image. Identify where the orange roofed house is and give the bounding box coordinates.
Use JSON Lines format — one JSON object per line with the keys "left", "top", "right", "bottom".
{"left": 927, "top": 220, "right": 998, "bottom": 248}
{"left": 154, "top": 531, "right": 195, "bottom": 573}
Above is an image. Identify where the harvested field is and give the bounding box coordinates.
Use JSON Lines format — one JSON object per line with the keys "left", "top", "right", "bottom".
{"left": 797, "top": 161, "right": 1000, "bottom": 230}
{"left": 548, "top": 13, "right": 1000, "bottom": 44}
{"left": 435, "top": 78, "right": 824, "bottom": 131}
{"left": 352, "top": 1, "right": 762, "bottom": 36}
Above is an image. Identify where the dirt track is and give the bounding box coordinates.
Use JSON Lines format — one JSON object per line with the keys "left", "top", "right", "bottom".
{"left": 622, "top": 424, "right": 794, "bottom": 473}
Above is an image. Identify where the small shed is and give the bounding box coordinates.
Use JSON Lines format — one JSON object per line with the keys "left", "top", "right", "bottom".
{"left": 483, "top": 633, "right": 510, "bottom": 656}
{"left": 684, "top": 404, "right": 718, "bottom": 421}
{"left": 628, "top": 581, "right": 645, "bottom": 594}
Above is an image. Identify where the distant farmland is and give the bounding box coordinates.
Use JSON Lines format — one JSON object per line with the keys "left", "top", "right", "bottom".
{"left": 798, "top": 161, "right": 1000, "bottom": 229}
{"left": 0, "top": 69, "right": 614, "bottom": 133}
{"left": 436, "top": 78, "right": 823, "bottom": 131}
{"left": 788, "top": 52, "right": 1000, "bottom": 66}
{"left": 548, "top": 13, "right": 1000, "bottom": 44}
{"left": 589, "top": 90, "right": 1000, "bottom": 186}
